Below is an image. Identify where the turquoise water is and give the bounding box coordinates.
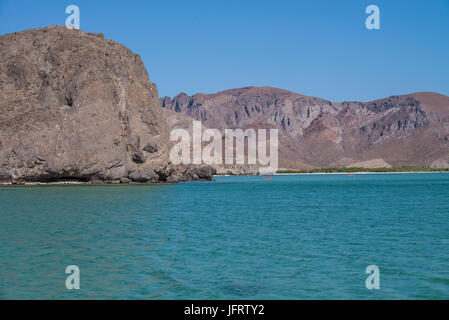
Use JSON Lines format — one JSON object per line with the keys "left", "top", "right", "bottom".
{"left": 1, "top": 173, "right": 449, "bottom": 299}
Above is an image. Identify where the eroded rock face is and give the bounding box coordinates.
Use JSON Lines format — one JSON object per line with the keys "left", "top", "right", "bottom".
{"left": 0, "top": 26, "right": 215, "bottom": 183}
{"left": 162, "top": 87, "right": 449, "bottom": 169}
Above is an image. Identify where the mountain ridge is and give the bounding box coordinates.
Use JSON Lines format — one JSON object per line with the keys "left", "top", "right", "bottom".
{"left": 161, "top": 86, "right": 449, "bottom": 170}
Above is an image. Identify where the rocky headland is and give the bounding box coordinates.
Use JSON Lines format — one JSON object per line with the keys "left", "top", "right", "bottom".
{"left": 0, "top": 26, "right": 215, "bottom": 184}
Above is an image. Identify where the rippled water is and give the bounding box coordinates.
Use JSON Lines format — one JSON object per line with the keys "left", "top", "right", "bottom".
{"left": 1, "top": 173, "right": 449, "bottom": 299}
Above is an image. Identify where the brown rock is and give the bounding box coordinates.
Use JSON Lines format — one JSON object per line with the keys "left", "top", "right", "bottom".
{"left": 162, "top": 87, "right": 449, "bottom": 170}
{"left": 0, "top": 26, "right": 215, "bottom": 183}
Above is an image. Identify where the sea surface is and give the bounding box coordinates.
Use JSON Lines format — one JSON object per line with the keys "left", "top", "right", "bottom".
{"left": 1, "top": 173, "right": 449, "bottom": 299}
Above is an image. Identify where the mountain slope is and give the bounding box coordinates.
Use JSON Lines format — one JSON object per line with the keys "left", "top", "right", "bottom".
{"left": 161, "top": 87, "right": 449, "bottom": 169}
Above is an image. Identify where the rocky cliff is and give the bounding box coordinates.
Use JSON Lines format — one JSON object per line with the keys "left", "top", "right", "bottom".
{"left": 0, "top": 26, "right": 215, "bottom": 183}
{"left": 161, "top": 87, "right": 449, "bottom": 170}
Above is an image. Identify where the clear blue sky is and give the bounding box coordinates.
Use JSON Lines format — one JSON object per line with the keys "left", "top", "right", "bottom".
{"left": 1, "top": 0, "right": 448, "bottom": 101}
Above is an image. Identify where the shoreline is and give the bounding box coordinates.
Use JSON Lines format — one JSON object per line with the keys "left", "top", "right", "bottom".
{"left": 0, "top": 181, "right": 178, "bottom": 187}
{"left": 0, "top": 177, "right": 216, "bottom": 186}
{"left": 273, "top": 171, "right": 449, "bottom": 176}
{"left": 1, "top": 171, "right": 448, "bottom": 185}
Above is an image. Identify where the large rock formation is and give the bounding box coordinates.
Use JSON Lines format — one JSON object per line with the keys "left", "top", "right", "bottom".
{"left": 0, "top": 26, "right": 215, "bottom": 183}
{"left": 161, "top": 87, "right": 449, "bottom": 170}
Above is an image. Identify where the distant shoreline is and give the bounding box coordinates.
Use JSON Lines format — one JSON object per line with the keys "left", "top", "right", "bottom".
{"left": 213, "top": 171, "right": 449, "bottom": 177}
{"left": 274, "top": 171, "right": 449, "bottom": 176}
{"left": 215, "top": 166, "right": 449, "bottom": 176}
{"left": 276, "top": 166, "right": 449, "bottom": 174}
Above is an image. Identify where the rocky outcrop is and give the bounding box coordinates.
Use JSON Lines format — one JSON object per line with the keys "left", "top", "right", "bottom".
{"left": 162, "top": 87, "right": 449, "bottom": 170}
{"left": 0, "top": 26, "right": 215, "bottom": 183}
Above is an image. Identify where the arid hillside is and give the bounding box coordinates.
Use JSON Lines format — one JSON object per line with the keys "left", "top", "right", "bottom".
{"left": 161, "top": 87, "right": 449, "bottom": 169}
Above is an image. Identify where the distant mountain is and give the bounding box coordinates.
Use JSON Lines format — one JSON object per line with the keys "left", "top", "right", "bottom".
{"left": 161, "top": 87, "right": 449, "bottom": 169}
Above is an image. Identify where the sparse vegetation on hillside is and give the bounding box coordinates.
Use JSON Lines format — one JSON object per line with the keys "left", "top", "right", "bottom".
{"left": 277, "top": 166, "right": 449, "bottom": 174}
